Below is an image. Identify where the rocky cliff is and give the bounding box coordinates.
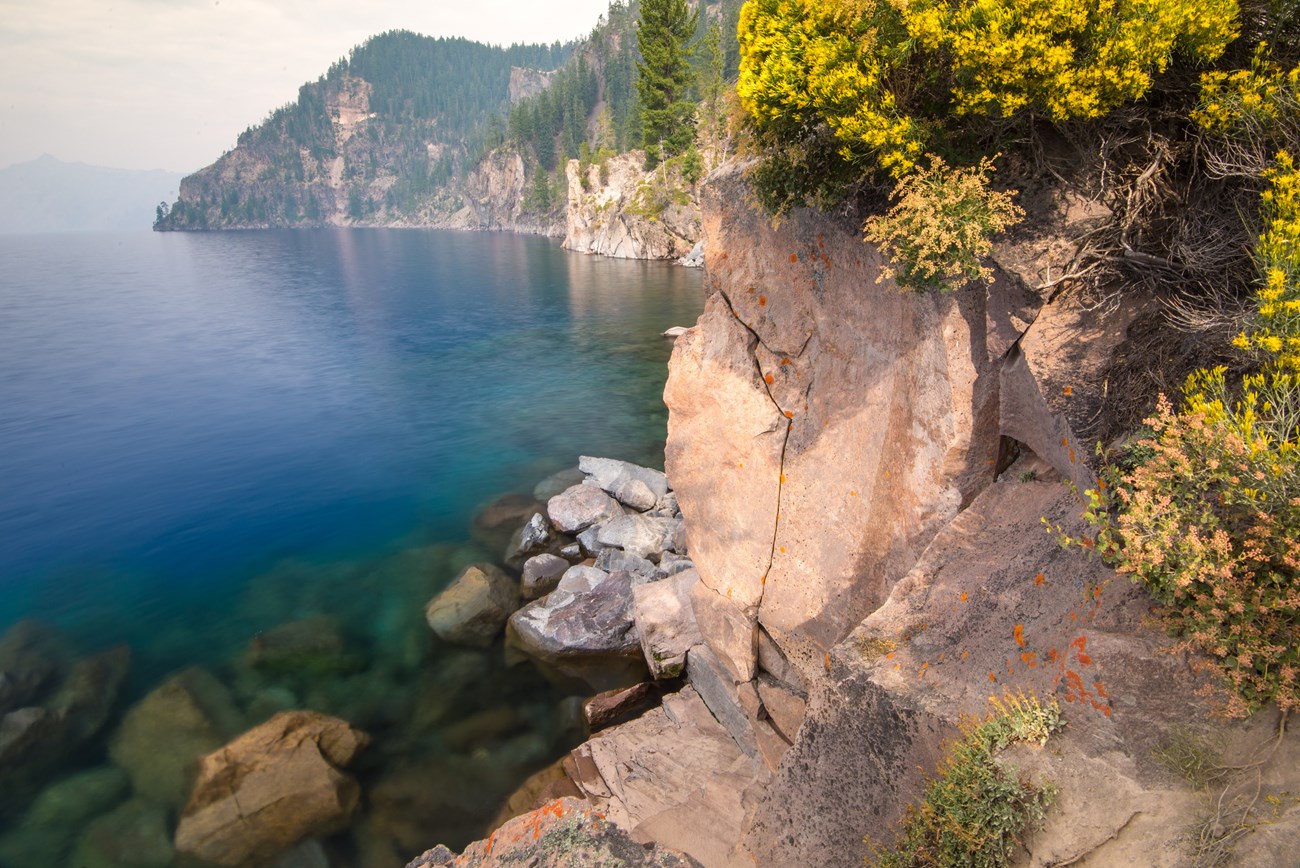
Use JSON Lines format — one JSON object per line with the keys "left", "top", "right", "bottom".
{"left": 419, "top": 162, "right": 1300, "bottom": 867}
{"left": 563, "top": 152, "right": 701, "bottom": 260}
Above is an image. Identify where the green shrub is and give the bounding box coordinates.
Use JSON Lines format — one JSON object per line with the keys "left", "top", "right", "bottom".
{"left": 863, "top": 156, "right": 1023, "bottom": 292}
{"left": 868, "top": 692, "right": 1062, "bottom": 868}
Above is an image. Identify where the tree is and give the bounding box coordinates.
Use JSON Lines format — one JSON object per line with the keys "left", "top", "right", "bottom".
{"left": 636, "top": 0, "right": 698, "bottom": 166}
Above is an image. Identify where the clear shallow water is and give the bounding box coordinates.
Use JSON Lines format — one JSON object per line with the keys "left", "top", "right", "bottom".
{"left": 0, "top": 229, "right": 702, "bottom": 862}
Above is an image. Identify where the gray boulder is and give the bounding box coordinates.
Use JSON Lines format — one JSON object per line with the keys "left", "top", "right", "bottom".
{"left": 596, "top": 548, "right": 665, "bottom": 583}
{"left": 659, "top": 552, "right": 695, "bottom": 576}
{"left": 503, "top": 513, "right": 554, "bottom": 567}
{"left": 520, "top": 554, "right": 569, "bottom": 600}
{"left": 425, "top": 563, "right": 520, "bottom": 648}
{"left": 507, "top": 571, "right": 647, "bottom": 692}
{"left": 557, "top": 565, "right": 609, "bottom": 594}
{"left": 547, "top": 484, "right": 624, "bottom": 534}
{"left": 578, "top": 456, "right": 670, "bottom": 505}
{"left": 595, "top": 514, "right": 682, "bottom": 560}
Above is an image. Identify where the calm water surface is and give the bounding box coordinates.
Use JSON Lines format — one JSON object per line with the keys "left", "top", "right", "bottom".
{"left": 0, "top": 229, "right": 702, "bottom": 862}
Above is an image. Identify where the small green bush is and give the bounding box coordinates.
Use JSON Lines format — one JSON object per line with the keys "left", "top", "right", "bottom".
{"left": 868, "top": 692, "right": 1062, "bottom": 868}
{"left": 863, "top": 156, "right": 1023, "bottom": 292}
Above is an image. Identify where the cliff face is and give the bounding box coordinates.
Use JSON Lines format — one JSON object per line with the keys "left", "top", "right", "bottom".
{"left": 562, "top": 152, "right": 701, "bottom": 260}
{"left": 428, "top": 147, "right": 565, "bottom": 236}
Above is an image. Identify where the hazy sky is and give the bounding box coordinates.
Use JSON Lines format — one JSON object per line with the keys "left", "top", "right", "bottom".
{"left": 0, "top": 0, "right": 615, "bottom": 174}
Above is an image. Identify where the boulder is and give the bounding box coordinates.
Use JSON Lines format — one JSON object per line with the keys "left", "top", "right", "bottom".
{"left": 507, "top": 571, "right": 647, "bottom": 692}
{"left": 594, "top": 514, "right": 680, "bottom": 560}
{"left": 595, "top": 547, "right": 664, "bottom": 583}
{"left": 503, "top": 513, "right": 554, "bottom": 567}
{"left": 0, "top": 644, "right": 130, "bottom": 812}
{"left": 407, "top": 797, "right": 702, "bottom": 867}
{"left": 173, "top": 711, "right": 368, "bottom": 867}
{"left": 632, "top": 569, "right": 703, "bottom": 679}
{"left": 546, "top": 484, "right": 624, "bottom": 534}
{"left": 565, "top": 687, "right": 759, "bottom": 868}
{"left": 556, "top": 564, "right": 609, "bottom": 593}
{"left": 583, "top": 681, "right": 663, "bottom": 732}
{"left": 71, "top": 798, "right": 174, "bottom": 868}
{"left": 244, "top": 615, "right": 361, "bottom": 676}
{"left": 0, "top": 620, "right": 69, "bottom": 714}
{"left": 579, "top": 455, "right": 670, "bottom": 503}
{"left": 663, "top": 325, "right": 692, "bottom": 336}
{"left": 108, "top": 666, "right": 243, "bottom": 808}
{"left": 532, "top": 466, "right": 585, "bottom": 501}
{"left": 520, "top": 553, "right": 570, "bottom": 600}
{"left": 424, "top": 563, "right": 520, "bottom": 648}
{"left": 659, "top": 552, "right": 694, "bottom": 575}
{"left": 25, "top": 765, "right": 129, "bottom": 828}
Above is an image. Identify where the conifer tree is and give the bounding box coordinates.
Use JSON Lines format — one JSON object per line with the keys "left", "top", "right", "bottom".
{"left": 636, "top": 0, "right": 698, "bottom": 166}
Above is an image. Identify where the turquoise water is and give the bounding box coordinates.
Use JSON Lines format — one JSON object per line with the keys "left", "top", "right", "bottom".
{"left": 0, "top": 229, "right": 702, "bottom": 863}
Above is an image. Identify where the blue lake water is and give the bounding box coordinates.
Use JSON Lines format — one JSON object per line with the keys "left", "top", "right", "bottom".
{"left": 0, "top": 228, "right": 702, "bottom": 860}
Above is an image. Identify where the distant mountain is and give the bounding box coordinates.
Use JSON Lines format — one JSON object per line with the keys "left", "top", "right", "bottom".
{"left": 0, "top": 155, "right": 183, "bottom": 233}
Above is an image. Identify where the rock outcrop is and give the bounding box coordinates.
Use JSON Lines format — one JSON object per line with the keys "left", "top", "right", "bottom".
{"left": 405, "top": 798, "right": 702, "bottom": 867}
{"left": 173, "top": 711, "right": 369, "bottom": 867}
{"left": 563, "top": 152, "right": 701, "bottom": 260}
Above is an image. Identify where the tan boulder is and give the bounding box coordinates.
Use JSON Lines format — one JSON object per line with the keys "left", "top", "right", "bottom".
{"left": 424, "top": 563, "right": 520, "bottom": 648}
{"left": 173, "top": 710, "right": 368, "bottom": 867}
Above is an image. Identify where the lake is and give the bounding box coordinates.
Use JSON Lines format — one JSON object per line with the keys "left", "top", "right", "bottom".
{"left": 0, "top": 228, "right": 703, "bottom": 864}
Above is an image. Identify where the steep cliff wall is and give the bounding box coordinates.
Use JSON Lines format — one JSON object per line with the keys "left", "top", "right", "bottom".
{"left": 429, "top": 147, "right": 565, "bottom": 236}
{"left": 563, "top": 152, "right": 701, "bottom": 260}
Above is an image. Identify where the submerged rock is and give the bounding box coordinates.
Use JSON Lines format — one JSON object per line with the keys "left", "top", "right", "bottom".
{"left": 424, "top": 563, "right": 520, "bottom": 648}
{"left": 173, "top": 711, "right": 368, "bottom": 867}
{"left": 71, "top": 798, "right": 174, "bottom": 868}
{"left": 532, "top": 467, "right": 585, "bottom": 502}
{"left": 108, "top": 666, "right": 243, "bottom": 808}
{"left": 244, "top": 615, "right": 361, "bottom": 676}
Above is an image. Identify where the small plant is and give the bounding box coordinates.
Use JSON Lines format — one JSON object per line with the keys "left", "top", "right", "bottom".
{"left": 1018, "top": 469, "right": 1039, "bottom": 483}
{"left": 1234, "top": 151, "right": 1300, "bottom": 370}
{"left": 867, "top": 692, "right": 1063, "bottom": 868}
{"left": 864, "top": 156, "right": 1024, "bottom": 293}
{"left": 1153, "top": 725, "right": 1226, "bottom": 790}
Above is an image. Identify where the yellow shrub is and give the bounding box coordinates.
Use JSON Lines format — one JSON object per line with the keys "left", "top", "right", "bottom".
{"left": 1235, "top": 151, "right": 1300, "bottom": 369}
{"left": 901, "top": 0, "right": 1240, "bottom": 121}
{"left": 1194, "top": 42, "right": 1300, "bottom": 136}
{"left": 737, "top": 0, "right": 1241, "bottom": 184}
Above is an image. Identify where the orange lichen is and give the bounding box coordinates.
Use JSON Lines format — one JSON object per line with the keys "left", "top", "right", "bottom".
{"left": 961, "top": 650, "right": 970, "bottom": 660}
{"left": 988, "top": 672, "right": 998, "bottom": 682}
{"left": 759, "top": 295, "right": 768, "bottom": 306}
{"left": 1064, "top": 385, "right": 1073, "bottom": 396}
{"left": 764, "top": 373, "right": 775, "bottom": 384}
{"left": 790, "top": 253, "right": 799, "bottom": 263}
{"left": 824, "top": 652, "right": 832, "bottom": 671}
{"left": 1014, "top": 624, "right": 1026, "bottom": 647}
{"left": 960, "top": 591, "right": 968, "bottom": 602}
{"left": 780, "top": 357, "right": 792, "bottom": 365}
{"left": 1034, "top": 572, "right": 1046, "bottom": 587}
{"left": 784, "top": 410, "right": 794, "bottom": 418}
{"left": 1069, "top": 448, "right": 1077, "bottom": 464}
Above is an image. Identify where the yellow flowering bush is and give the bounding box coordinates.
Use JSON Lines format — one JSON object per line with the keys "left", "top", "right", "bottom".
{"left": 1194, "top": 43, "right": 1300, "bottom": 135}
{"left": 1234, "top": 151, "right": 1300, "bottom": 369}
{"left": 737, "top": 0, "right": 1241, "bottom": 184}
{"left": 737, "top": 0, "right": 926, "bottom": 178}
{"left": 901, "top": 0, "right": 1239, "bottom": 121}
{"left": 863, "top": 155, "right": 1024, "bottom": 291}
